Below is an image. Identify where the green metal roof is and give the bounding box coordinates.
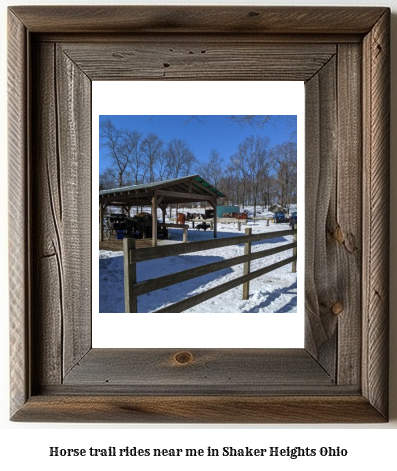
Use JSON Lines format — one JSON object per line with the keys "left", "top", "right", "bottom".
{"left": 99, "top": 174, "right": 226, "bottom": 199}
{"left": 190, "top": 175, "right": 226, "bottom": 198}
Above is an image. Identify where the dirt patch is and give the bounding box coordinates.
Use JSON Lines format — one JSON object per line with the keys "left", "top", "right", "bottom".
{"left": 99, "top": 236, "right": 169, "bottom": 252}
{"left": 99, "top": 239, "right": 124, "bottom": 252}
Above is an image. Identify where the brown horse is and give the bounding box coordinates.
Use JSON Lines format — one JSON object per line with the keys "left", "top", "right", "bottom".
{"left": 223, "top": 212, "right": 248, "bottom": 219}
{"left": 233, "top": 212, "right": 248, "bottom": 219}
{"left": 176, "top": 213, "right": 186, "bottom": 224}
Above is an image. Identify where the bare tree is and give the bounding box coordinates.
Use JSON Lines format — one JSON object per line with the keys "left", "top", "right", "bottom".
{"left": 229, "top": 150, "right": 248, "bottom": 208}
{"left": 162, "top": 139, "right": 197, "bottom": 217}
{"left": 218, "top": 165, "right": 241, "bottom": 206}
{"left": 140, "top": 133, "right": 164, "bottom": 183}
{"left": 230, "top": 115, "right": 297, "bottom": 140}
{"left": 230, "top": 135, "right": 271, "bottom": 215}
{"left": 259, "top": 175, "right": 278, "bottom": 210}
{"left": 154, "top": 150, "right": 172, "bottom": 181}
{"left": 99, "top": 166, "right": 118, "bottom": 190}
{"left": 99, "top": 119, "right": 129, "bottom": 187}
{"left": 272, "top": 141, "right": 297, "bottom": 211}
{"left": 165, "top": 139, "right": 198, "bottom": 178}
{"left": 123, "top": 130, "right": 145, "bottom": 185}
{"left": 195, "top": 149, "right": 224, "bottom": 188}
{"left": 229, "top": 115, "right": 272, "bottom": 129}
{"left": 184, "top": 115, "right": 207, "bottom": 125}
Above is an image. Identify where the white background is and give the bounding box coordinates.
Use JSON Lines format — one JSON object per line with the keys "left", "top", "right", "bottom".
{"left": 92, "top": 80, "right": 305, "bottom": 348}
{"left": 1, "top": 0, "right": 396, "bottom": 469}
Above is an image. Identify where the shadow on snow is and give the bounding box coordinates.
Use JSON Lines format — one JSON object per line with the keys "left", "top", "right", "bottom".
{"left": 244, "top": 280, "right": 297, "bottom": 313}
{"left": 99, "top": 224, "right": 295, "bottom": 313}
{"left": 99, "top": 253, "right": 233, "bottom": 313}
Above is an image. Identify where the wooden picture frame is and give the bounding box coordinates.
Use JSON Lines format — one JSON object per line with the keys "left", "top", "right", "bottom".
{"left": 8, "top": 6, "right": 390, "bottom": 423}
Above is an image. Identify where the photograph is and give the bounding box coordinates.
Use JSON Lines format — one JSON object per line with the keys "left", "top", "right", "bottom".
{"left": 98, "top": 114, "right": 298, "bottom": 314}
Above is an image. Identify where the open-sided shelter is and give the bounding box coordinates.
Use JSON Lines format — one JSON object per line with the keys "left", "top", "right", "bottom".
{"left": 99, "top": 174, "right": 226, "bottom": 246}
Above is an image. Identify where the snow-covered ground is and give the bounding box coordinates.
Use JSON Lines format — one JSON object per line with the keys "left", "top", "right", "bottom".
{"left": 99, "top": 206, "right": 298, "bottom": 313}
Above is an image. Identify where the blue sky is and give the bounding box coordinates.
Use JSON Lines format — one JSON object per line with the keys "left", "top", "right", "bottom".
{"left": 99, "top": 115, "right": 296, "bottom": 173}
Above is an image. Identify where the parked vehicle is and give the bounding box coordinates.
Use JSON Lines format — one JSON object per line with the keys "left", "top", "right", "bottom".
{"left": 274, "top": 211, "right": 290, "bottom": 223}
{"left": 103, "top": 213, "right": 168, "bottom": 239}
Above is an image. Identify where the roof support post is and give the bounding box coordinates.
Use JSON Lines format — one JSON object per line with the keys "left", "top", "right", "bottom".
{"left": 159, "top": 203, "right": 168, "bottom": 223}
{"left": 209, "top": 199, "right": 218, "bottom": 238}
{"left": 152, "top": 194, "right": 158, "bottom": 247}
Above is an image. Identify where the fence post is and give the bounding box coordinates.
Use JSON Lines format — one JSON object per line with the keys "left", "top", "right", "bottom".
{"left": 124, "top": 237, "right": 137, "bottom": 312}
{"left": 243, "top": 227, "right": 252, "bottom": 300}
{"left": 292, "top": 224, "right": 297, "bottom": 273}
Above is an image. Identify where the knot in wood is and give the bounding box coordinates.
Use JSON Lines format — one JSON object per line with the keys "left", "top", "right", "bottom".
{"left": 333, "top": 225, "right": 344, "bottom": 244}
{"left": 331, "top": 302, "right": 344, "bottom": 316}
{"left": 174, "top": 351, "right": 194, "bottom": 365}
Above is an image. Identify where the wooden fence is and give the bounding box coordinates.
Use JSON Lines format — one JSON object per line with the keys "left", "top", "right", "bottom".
{"left": 218, "top": 217, "right": 248, "bottom": 231}
{"left": 123, "top": 226, "right": 297, "bottom": 313}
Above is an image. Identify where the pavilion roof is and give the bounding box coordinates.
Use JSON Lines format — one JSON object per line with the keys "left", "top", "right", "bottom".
{"left": 99, "top": 174, "right": 225, "bottom": 207}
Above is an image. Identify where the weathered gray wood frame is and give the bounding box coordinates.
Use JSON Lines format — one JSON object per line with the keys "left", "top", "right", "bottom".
{"left": 8, "top": 6, "right": 390, "bottom": 423}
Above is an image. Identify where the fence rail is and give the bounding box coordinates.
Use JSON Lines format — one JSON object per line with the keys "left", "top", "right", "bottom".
{"left": 123, "top": 226, "right": 297, "bottom": 313}
{"left": 217, "top": 217, "right": 248, "bottom": 230}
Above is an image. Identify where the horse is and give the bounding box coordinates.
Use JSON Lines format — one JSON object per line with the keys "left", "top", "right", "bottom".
{"left": 223, "top": 212, "right": 248, "bottom": 219}
{"left": 196, "top": 222, "right": 211, "bottom": 231}
{"left": 186, "top": 212, "right": 204, "bottom": 220}
{"left": 176, "top": 213, "right": 186, "bottom": 224}
{"left": 233, "top": 212, "right": 248, "bottom": 220}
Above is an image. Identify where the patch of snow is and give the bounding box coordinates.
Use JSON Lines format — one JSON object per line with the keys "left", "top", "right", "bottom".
{"left": 99, "top": 206, "right": 298, "bottom": 314}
